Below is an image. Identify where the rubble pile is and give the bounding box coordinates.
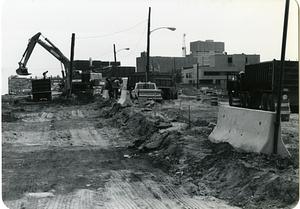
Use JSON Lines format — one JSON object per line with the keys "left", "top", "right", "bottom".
{"left": 175, "top": 139, "right": 299, "bottom": 208}
{"left": 99, "top": 102, "right": 185, "bottom": 159}
{"left": 8, "top": 76, "right": 32, "bottom": 95}
{"left": 96, "top": 101, "right": 298, "bottom": 209}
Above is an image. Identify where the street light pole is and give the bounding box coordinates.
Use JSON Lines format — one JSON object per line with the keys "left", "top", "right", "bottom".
{"left": 146, "top": 7, "right": 151, "bottom": 83}
{"left": 145, "top": 7, "right": 176, "bottom": 83}
{"left": 113, "top": 44, "right": 130, "bottom": 64}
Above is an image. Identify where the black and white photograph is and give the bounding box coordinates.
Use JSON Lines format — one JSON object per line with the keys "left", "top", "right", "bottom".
{"left": 1, "top": 0, "right": 299, "bottom": 208}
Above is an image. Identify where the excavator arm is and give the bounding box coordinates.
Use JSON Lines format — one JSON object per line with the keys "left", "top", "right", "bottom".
{"left": 17, "top": 32, "right": 70, "bottom": 76}
{"left": 16, "top": 32, "right": 41, "bottom": 75}
{"left": 16, "top": 32, "right": 71, "bottom": 93}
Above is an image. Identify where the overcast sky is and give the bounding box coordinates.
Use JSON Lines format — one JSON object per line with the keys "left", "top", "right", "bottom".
{"left": 1, "top": 0, "right": 299, "bottom": 93}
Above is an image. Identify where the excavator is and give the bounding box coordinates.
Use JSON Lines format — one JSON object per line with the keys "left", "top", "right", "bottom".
{"left": 16, "top": 32, "right": 71, "bottom": 95}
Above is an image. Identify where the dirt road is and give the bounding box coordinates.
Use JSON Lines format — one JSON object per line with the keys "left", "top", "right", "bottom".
{"left": 2, "top": 101, "right": 239, "bottom": 209}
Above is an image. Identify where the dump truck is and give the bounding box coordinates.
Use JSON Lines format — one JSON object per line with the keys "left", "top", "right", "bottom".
{"left": 128, "top": 72, "right": 178, "bottom": 100}
{"left": 227, "top": 60, "right": 298, "bottom": 113}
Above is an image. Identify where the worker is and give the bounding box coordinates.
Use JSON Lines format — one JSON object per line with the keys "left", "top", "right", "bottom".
{"left": 43, "top": 71, "right": 48, "bottom": 79}
{"left": 112, "top": 79, "right": 120, "bottom": 99}
{"left": 105, "top": 78, "right": 113, "bottom": 99}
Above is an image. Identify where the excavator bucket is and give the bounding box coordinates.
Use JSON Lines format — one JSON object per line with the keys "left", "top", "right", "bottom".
{"left": 16, "top": 66, "right": 31, "bottom": 76}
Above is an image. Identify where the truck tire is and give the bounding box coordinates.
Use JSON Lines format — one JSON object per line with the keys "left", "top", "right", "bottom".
{"left": 229, "top": 94, "right": 233, "bottom": 106}
{"left": 245, "top": 93, "right": 251, "bottom": 108}
{"left": 174, "top": 92, "right": 178, "bottom": 100}
{"left": 240, "top": 93, "right": 247, "bottom": 108}
{"left": 47, "top": 93, "right": 52, "bottom": 101}
{"left": 268, "top": 95, "right": 275, "bottom": 111}
{"left": 261, "top": 93, "right": 269, "bottom": 110}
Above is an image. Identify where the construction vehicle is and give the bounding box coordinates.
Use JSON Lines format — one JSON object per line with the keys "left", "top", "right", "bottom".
{"left": 128, "top": 72, "right": 178, "bottom": 100}
{"left": 16, "top": 32, "right": 72, "bottom": 96}
{"left": 227, "top": 60, "right": 298, "bottom": 113}
{"left": 31, "top": 78, "right": 52, "bottom": 101}
{"left": 131, "top": 82, "right": 162, "bottom": 101}
{"left": 16, "top": 32, "right": 94, "bottom": 97}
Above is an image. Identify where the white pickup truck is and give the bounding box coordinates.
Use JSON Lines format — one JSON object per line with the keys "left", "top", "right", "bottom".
{"left": 131, "top": 82, "right": 162, "bottom": 101}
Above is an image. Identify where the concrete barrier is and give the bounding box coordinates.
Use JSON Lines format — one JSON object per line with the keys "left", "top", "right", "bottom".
{"left": 209, "top": 105, "right": 290, "bottom": 158}
{"left": 118, "top": 90, "right": 132, "bottom": 107}
{"left": 102, "top": 89, "right": 109, "bottom": 100}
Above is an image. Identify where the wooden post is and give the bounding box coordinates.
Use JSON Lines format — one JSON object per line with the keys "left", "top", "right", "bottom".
{"left": 273, "top": 0, "right": 289, "bottom": 154}
{"left": 113, "top": 44, "right": 117, "bottom": 63}
{"left": 69, "top": 33, "right": 75, "bottom": 97}
{"left": 146, "top": 7, "right": 151, "bottom": 83}
{"left": 197, "top": 63, "right": 199, "bottom": 89}
{"left": 188, "top": 105, "right": 191, "bottom": 128}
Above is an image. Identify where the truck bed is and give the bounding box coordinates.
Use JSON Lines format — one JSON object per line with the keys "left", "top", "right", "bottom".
{"left": 244, "top": 60, "right": 298, "bottom": 111}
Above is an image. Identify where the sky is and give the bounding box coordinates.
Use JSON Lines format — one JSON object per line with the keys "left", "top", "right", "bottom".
{"left": 1, "top": 0, "right": 299, "bottom": 94}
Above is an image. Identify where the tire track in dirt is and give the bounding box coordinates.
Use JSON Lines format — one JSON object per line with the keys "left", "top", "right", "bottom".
{"left": 112, "top": 170, "right": 171, "bottom": 209}
{"left": 4, "top": 170, "right": 240, "bottom": 209}
{"left": 18, "top": 109, "right": 86, "bottom": 123}
{"left": 101, "top": 170, "right": 239, "bottom": 209}
{"left": 3, "top": 104, "right": 240, "bottom": 209}
{"left": 69, "top": 127, "right": 109, "bottom": 147}
{"left": 109, "top": 171, "right": 162, "bottom": 209}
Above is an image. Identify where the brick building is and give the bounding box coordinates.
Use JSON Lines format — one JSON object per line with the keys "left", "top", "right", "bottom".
{"left": 136, "top": 52, "right": 197, "bottom": 75}
{"left": 190, "top": 40, "right": 225, "bottom": 65}
{"left": 182, "top": 53, "right": 260, "bottom": 88}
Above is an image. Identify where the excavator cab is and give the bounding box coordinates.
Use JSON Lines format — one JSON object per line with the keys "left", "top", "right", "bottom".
{"left": 16, "top": 63, "right": 31, "bottom": 75}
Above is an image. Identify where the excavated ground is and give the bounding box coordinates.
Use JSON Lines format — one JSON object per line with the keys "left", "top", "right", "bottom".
{"left": 96, "top": 97, "right": 299, "bottom": 209}
{"left": 2, "top": 96, "right": 242, "bottom": 209}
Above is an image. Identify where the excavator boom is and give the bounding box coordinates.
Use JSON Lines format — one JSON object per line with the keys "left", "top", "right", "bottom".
{"left": 16, "top": 32, "right": 42, "bottom": 75}
{"left": 16, "top": 32, "right": 71, "bottom": 93}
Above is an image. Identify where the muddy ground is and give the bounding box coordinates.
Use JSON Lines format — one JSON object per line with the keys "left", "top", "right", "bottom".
{"left": 2, "top": 94, "right": 299, "bottom": 209}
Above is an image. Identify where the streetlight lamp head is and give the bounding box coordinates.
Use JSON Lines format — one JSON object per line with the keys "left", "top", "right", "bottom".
{"left": 125, "top": 48, "right": 130, "bottom": 50}
{"left": 168, "top": 27, "right": 176, "bottom": 31}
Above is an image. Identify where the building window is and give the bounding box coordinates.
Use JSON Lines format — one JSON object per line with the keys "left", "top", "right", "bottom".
{"left": 228, "top": 57, "right": 232, "bottom": 64}
{"left": 185, "top": 73, "right": 192, "bottom": 78}
{"left": 204, "top": 71, "right": 221, "bottom": 76}
{"left": 200, "top": 79, "right": 213, "bottom": 84}
{"left": 245, "top": 57, "right": 248, "bottom": 63}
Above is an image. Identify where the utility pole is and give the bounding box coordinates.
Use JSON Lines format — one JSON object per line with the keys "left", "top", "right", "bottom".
{"left": 113, "top": 44, "right": 117, "bottom": 63}
{"left": 69, "top": 33, "right": 75, "bottom": 97}
{"left": 146, "top": 7, "right": 151, "bottom": 83}
{"left": 273, "top": 0, "right": 290, "bottom": 154}
{"left": 196, "top": 63, "right": 199, "bottom": 89}
{"left": 172, "top": 58, "right": 175, "bottom": 77}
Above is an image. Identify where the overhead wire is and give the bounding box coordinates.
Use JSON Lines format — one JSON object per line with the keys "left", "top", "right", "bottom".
{"left": 76, "top": 19, "right": 147, "bottom": 40}
{"left": 91, "top": 25, "right": 147, "bottom": 61}
{"left": 122, "top": 25, "right": 147, "bottom": 58}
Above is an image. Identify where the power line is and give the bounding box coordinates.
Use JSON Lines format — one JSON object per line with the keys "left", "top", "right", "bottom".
{"left": 122, "top": 25, "right": 147, "bottom": 58}
{"left": 76, "top": 19, "right": 147, "bottom": 40}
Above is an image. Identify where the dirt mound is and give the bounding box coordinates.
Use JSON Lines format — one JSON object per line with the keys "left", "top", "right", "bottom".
{"left": 101, "top": 104, "right": 184, "bottom": 156}
{"left": 171, "top": 139, "right": 299, "bottom": 208}
{"left": 95, "top": 101, "right": 298, "bottom": 209}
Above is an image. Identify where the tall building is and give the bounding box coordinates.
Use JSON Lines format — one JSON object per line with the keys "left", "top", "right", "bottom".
{"left": 136, "top": 52, "right": 197, "bottom": 74}
{"left": 190, "top": 40, "right": 225, "bottom": 65}
{"left": 182, "top": 53, "right": 260, "bottom": 88}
